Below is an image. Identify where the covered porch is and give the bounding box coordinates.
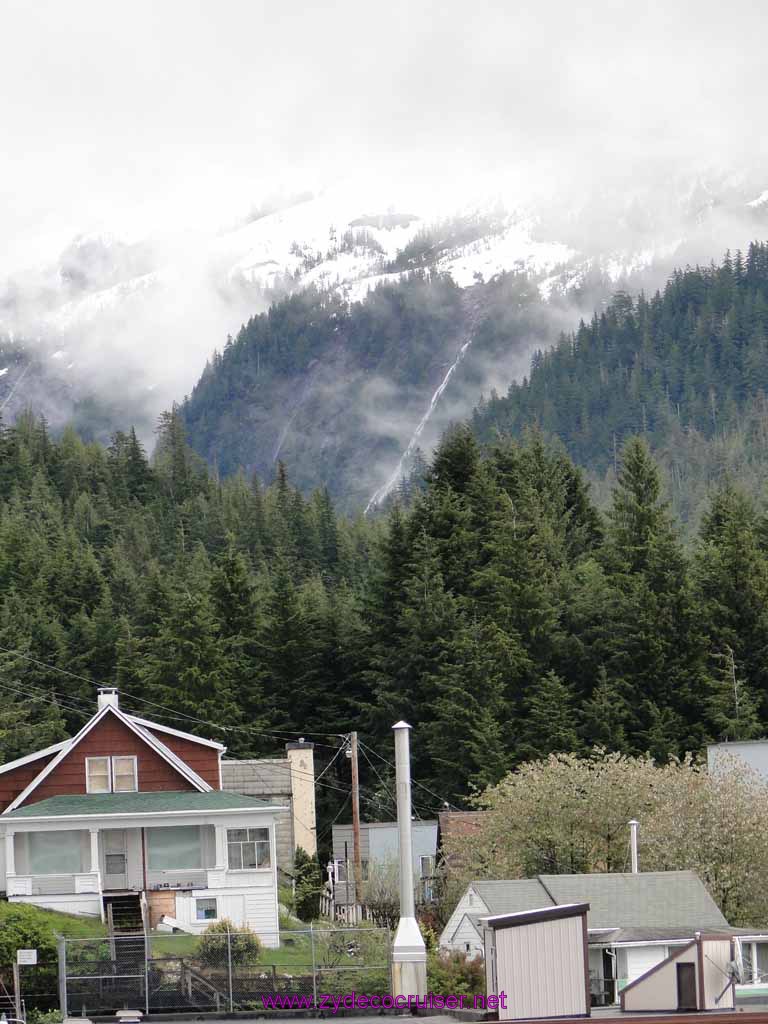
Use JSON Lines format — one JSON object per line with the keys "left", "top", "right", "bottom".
{"left": 0, "top": 790, "right": 282, "bottom": 924}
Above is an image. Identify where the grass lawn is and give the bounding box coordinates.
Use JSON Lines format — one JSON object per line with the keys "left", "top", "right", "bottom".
{"left": 149, "top": 931, "right": 315, "bottom": 968}
{"left": 0, "top": 902, "right": 106, "bottom": 939}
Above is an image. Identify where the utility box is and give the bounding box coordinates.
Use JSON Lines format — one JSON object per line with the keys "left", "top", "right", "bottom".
{"left": 484, "top": 902, "right": 590, "bottom": 1020}
{"left": 620, "top": 933, "right": 735, "bottom": 1013}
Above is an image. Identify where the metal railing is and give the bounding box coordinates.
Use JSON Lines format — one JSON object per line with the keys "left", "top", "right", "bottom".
{"left": 60, "top": 926, "right": 392, "bottom": 1016}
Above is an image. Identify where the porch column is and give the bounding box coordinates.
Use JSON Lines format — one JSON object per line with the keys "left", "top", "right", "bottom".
{"left": 89, "top": 828, "right": 99, "bottom": 874}
{"left": 4, "top": 831, "right": 15, "bottom": 876}
{"left": 214, "top": 825, "right": 227, "bottom": 870}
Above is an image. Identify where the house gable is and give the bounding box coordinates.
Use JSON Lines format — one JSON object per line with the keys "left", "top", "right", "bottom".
{"left": 0, "top": 750, "right": 61, "bottom": 811}
{"left": 14, "top": 713, "right": 198, "bottom": 808}
{"left": 440, "top": 884, "right": 491, "bottom": 948}
{"left": 137, "top": 725, "right": 221, "bottom": 790}
{"left": 3, "top": 705, "right": 214, "bottom": 812}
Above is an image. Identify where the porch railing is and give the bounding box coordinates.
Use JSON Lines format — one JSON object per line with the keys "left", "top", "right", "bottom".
{"left": 7, "top": 872, "right": 101, "bottom": 897}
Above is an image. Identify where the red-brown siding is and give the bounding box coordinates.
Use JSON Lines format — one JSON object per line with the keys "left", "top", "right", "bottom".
{"left": 16, "top": 716, "right": 196, "bottom": 807}
{"left": 142, "top": 729, "right": 221, "bottom": 790}
{"left": 0, "top": 753, "right": 58, "bottom": 812}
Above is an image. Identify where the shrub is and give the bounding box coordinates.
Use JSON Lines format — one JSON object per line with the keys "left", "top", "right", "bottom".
{"left": 294, "top": 847, "right": 323, "bottom": 922}
{"left": 26, "top": 1011, "right": 63, "bottom": 1024}
{"left": 427, "top": 949, "right": 485, "bottom": 996}
{"left": 0, "top": 905, "right": 58, "bottom": 969}
{"left": 197, "top": 920, "right": 261, "bottom": 968}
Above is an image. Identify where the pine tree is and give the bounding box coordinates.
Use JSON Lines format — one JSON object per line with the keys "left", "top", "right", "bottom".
{"left": 518, "top": 671, "right": 582, "bottom": 761}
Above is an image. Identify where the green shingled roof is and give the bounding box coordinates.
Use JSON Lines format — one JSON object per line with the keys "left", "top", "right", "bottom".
{"left": 469, "top": 871, "right": 729, "bottom": 932}
{"left": 4, "top": 790, "right": 274, "bottom": 818}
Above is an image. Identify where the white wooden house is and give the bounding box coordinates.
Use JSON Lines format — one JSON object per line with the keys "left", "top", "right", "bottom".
{"left": 0, "top": 688, "right": 283, "bottom": 942}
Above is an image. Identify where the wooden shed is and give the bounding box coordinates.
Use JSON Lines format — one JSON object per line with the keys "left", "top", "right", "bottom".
{"left": 484, "top": 902, "right": 591, "bottom": 1021}
{"left": 620, "top": 933, "right": 735, "bottom": 1013}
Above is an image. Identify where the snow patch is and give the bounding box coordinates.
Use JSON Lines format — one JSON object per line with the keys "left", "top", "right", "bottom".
{"left": 748, "top": 190, "right": 768, "bottom": 208}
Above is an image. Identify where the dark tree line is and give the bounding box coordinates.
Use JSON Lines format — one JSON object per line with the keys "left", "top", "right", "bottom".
{"left": 473, "top": 243, "right": 768, "bottom": 528}
{"left": 0, "top": 404, "right": 766, "bottom": 813}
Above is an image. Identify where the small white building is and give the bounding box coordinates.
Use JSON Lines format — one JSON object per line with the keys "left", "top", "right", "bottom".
{"left": 441, "top": 871, "right": 745, "bottom": 1005}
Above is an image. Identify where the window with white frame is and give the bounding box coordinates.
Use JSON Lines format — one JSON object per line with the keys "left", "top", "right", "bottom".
{"left": 86, "top": 757, "right": 111, "bottom": 793}
{"left": 196, "top": 897, "right": 217, "bottom": 921}
{"left": 86, "top": 755, "right": 137, "bottom": 793}
{"left": 227, "top": 827, "right": 270, "bottom": 869}
{"left": 112, "top": 756, "right": 137, "bottom": 792}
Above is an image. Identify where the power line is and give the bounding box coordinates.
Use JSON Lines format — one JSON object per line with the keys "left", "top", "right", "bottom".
{"left": 315, "top": 739, "right": 348, "bottom": 783}
{"left": 0, "top": 643, "right": 345, "bottom": 744}
{"left": 359, "top": 738, "right": 460, "bottom": 812}
{"left": 0, "top": 642, "right": 453, "bottom": 813}
{"left": 316, "top": 793, "right": 352, "bottom": 843}
{"left": 358, "top": 742, "right": 398, "bottom": 816}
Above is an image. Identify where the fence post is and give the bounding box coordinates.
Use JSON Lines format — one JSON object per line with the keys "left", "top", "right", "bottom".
{"left": 310, "top": 924, "right": 318, "bottom": 1010}
{"left": 144, "top": 931, "right": 150, "bottom": 1016}
{"left": 226, "top": 924, "right": 234, "bottom": 1013}
{"left": 387, "top": 926, "right": 393, "bottom": 997}
{"left": 57, "top": 935, "right": 67, "bottom": 1018}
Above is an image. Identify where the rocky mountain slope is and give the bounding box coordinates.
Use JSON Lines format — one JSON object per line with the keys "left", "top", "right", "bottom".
{"left": 0, "top": 174, "right": 766, "bottom": 502}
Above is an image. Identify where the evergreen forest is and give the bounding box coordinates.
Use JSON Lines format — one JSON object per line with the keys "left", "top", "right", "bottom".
{"left": 1, "top": 401, "right": 767, "bottom": 827}
{"left": 473, "top": 243, "right": 768, "bottom": 528}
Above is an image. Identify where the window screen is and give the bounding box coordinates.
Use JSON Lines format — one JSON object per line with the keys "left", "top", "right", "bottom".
{"left": 146, "top": 826, "right": 202, "bottom": 869}
{"left": 86, "top": 757, "right": 111, "bottom": 793}
{"left": 29, "top": 830, "right": 83, "bottom": 874}
{"left": 112, "top": 757, "right": 137, "bottom": 792}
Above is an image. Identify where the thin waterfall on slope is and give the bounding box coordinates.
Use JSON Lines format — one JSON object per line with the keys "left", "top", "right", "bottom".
{"left": 364, "top": 335, "right": 473, "bottom": 514}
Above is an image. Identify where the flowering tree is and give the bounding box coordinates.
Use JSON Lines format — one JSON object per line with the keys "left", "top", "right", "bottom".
{"left": 446, "top": 749, "right": 768, "bottom": 927}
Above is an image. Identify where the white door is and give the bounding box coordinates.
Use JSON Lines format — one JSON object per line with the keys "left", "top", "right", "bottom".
{"left": 102, "top": 829, "right": 128, "bottom": 889}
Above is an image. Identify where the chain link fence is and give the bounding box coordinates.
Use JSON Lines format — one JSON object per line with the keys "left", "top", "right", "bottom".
{"left": 60, "top": 927, "right": 391, "bottom": 1016}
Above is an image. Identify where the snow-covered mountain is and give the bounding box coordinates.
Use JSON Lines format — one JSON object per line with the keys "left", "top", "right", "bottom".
{"left": 0, "top": 173, "right": 766, "bottom": 497}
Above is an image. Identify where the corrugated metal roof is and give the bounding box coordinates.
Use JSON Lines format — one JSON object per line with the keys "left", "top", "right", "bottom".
{"left": 539, "top": 871, "right": 729, "bottom": 930}
{"left": 5, "top": 790, "right": 273, "bottom": 818}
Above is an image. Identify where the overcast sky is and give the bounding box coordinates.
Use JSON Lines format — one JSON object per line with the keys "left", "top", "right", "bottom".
{"left": 1, "top": 0, "right": 767, "bottom": 270}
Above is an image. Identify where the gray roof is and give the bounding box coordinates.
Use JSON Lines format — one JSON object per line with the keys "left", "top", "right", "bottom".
{"left": 473, "top": 879, "right": 554, "bottom": 915}
{"left": 539, "top": 871, "right": 728, "bottom": 930}
{"left": 468, "top": 871, "right": 729, "bottom": 933}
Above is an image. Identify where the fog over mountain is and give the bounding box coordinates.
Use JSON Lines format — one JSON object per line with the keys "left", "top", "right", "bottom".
{"left": 1, "top": 0, "right": 766, "bottom": 466}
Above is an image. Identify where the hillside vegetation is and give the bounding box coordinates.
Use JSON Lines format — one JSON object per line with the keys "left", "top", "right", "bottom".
{"left": 2, "top": 405, "right": 768, "bottom": 814}
{"left": 180, "top": 272, "right": 556, "bottom": 510}
{"left": 473, "top": 243, "right": 768, "bottom": 529}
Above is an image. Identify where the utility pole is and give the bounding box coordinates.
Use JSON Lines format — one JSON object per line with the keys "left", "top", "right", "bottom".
{"left": 391, "top": 721, "right": 427, "bottom": 999}
{"left": 350, "top": 731, "right": 363, "bottom": 924}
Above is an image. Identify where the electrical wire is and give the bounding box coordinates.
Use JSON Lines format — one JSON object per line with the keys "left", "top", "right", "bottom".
{"left": 0, "top": 643, "right": 346, "bottom": 742}
{"left": 315, "top": 738, "right": 349, "bottom": 783}
{"left": 0, "top": 644, "right": 450, "bottom": 817}
{"left": 359, "top": 738, "right": 460, "bottom": 812}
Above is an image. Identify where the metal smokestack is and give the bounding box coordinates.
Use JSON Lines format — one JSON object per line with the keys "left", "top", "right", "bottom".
{"left": 629, "top": 819, "right": 639, "bottom": 873}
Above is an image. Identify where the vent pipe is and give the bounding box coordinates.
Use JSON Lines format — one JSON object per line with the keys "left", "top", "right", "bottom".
{"left": 629, "top": 818, "right": 639, "bottom": 873}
